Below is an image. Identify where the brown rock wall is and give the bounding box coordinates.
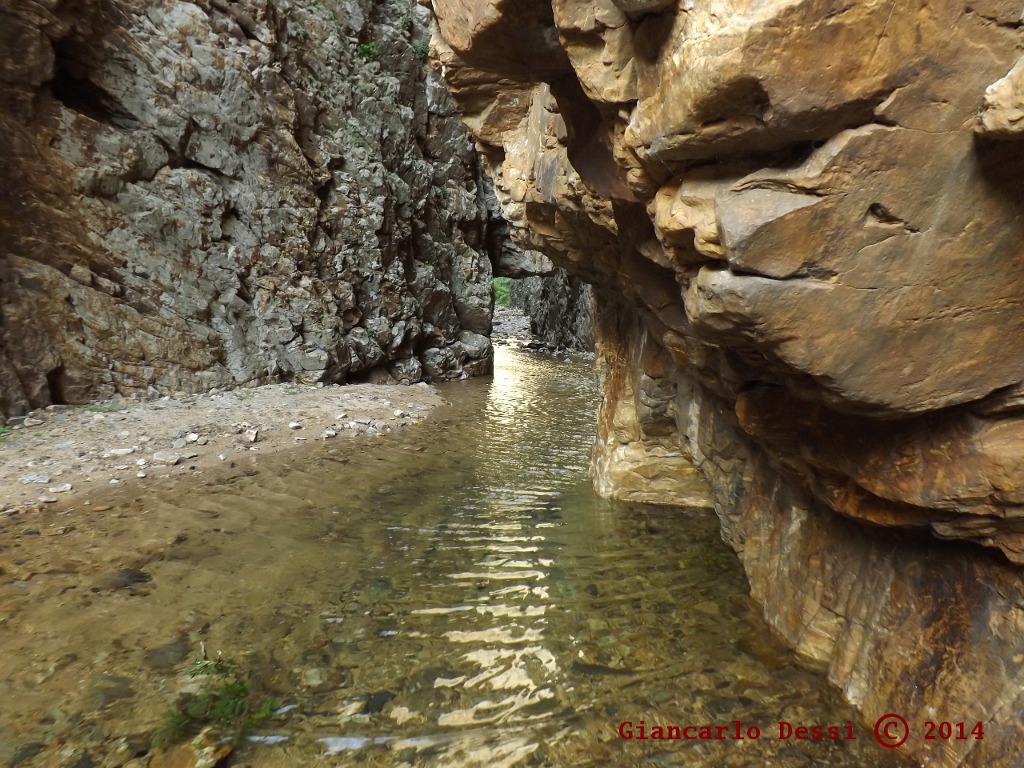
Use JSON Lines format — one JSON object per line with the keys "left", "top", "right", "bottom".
{"left": 429, "top": 0, "right": 1024, "bottom": 764}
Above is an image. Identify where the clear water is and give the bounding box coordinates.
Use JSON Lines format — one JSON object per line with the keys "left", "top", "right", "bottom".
{"left": 0, "top": 345, "right": 904, "bottom": 767}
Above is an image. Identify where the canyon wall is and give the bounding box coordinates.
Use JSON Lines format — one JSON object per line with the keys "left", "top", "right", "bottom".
{"left": 509, "top": 270, "right": 594, "bottom": 351}
{"left": 0, "top": 0, "right": 500, "bottom": 418}
{"left": 428, "top": 1, "right": 1024, "bottom": 765}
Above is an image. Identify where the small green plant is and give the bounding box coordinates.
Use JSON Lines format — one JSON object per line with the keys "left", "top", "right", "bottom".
{"left": 494, "top": 277, "right": 512, "bottom": 308}
{"left": 152, "top": 654, "right": 280, "bottom": 749}
{"left": 0, "top": 425, "right": 10, "bottom": 440}
{"left": 414, "top": 39, "right": 429, "bottom": 60}
{"left": 357, "top": 41, "right": 379, "bottom": 62}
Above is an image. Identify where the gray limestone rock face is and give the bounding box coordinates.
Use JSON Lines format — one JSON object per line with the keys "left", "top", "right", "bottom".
{"left": 0, "top": 0, "right": 510, "bottom": 416}
{"left": 509, "top": 271, "right": 594, "bottom": 352}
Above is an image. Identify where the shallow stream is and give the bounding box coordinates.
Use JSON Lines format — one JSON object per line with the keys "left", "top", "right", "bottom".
{"left": 0, "top": 346, "right": 903, "bottom": 767}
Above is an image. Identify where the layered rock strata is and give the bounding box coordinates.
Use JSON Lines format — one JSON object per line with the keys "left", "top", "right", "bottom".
{"left": 0, "top": 0, "right": 499, "bottom": 417}
{"left": 429, "top": 1, "right": 1024, "bottom": 764}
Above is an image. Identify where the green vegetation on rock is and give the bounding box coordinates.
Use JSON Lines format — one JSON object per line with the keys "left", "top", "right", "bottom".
{"left": 357, "top": 41, "right": 379, "bottom": 62}
{"left": 494, "top": 277, "right": 511, "bottom": 308}
{"left": 152, "top": 655, "right": 280, "bottom": 749}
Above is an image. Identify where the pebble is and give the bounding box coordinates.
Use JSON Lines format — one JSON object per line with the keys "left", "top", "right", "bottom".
{"left": 39, "top": 495, "right": 58, "bottom": 503}
{"left": 394, "top": 409, "right": 407, "bottom": 418}
{"left": 152, "top": 452, "right": 182, "bottom": 466}
{"left": 19, "top": 474, "right": 50, "bottom": 485}
{"left": 323, "top": 429, "right": 337, "bottom": 439}
{"left": 48, "top": 483, "right": 73, "bottom": 493}
{"left": 108, "top": 447, "right": 136, "bottom": 457}
{"left": 246, "top": 429, "right": 259, "bottom": 443}
{"left": 171, "top": 438, "right": 187, "bottom": 449}
{"left": 96, "top": 568, "right": 151, "bottom": 590}
{"left": 288, "top": 421, "right": 302, "bottom": 430}
{"left": 186, "top": 432, "right": 200, "bottom": 444}
{"left": 301, "top": 668, "right": 325, "bottom": 687}
{"left": 336, "top": 412, "right": 348, "bottom": 419}
{"left": 92, "top": 413, "right": 106, "bottom": 421}
{"left": 196, "top": 436, "right": 209, "bottom": 445}
{"left": 23, "top": 417, "right": 44, "bottom": 427}
{"left": 218, "top": 454, "right": 227, "bottom": 461}
{"left": 109, "top": 478, "right": 120, "bottom": 484}
{"left": 182, "top": 450, "right": 199, "bottom": 460}
{"left": 137, "top": 471, "right": 147, "bottom": 478}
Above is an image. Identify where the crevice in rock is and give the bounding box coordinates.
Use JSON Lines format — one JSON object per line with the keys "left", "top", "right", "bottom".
{"left": 208, "top": 0, "right": 263, "bottom": 42}
{"left": 632, "top": 11, "right": 675, "bottom": 61}
{"left": 46, "top": 365, "right": 67, "bottom": 405}
{"left": 549, "top": 74, "right": 636, "bottom": 201}
{"left": 866, "top": 202, "right": 920, "bottom": 233}
{"left": 694, "top": 77, "right": 771, "bottom": 129}
{"left": 727, "top": 264, "right": 829, "bottom": 282}
{"left": 734, "top": 175, "right": 828, "bottom": 197}
{"left": 49, "top": 40, "right": 137, "bottom": 129}
{"left": 964, "top": 6, "right": 1024, "bottom": 30}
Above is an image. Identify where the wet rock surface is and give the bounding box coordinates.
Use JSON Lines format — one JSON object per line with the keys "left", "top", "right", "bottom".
{"left": 0, "top": 0, "right": 501, "bottom": 418}
{"left": 428, "top": 1, "right": 1024, "bottom": 765}
{"left": 0, "top": 348, "right": 899, "bottom": 768}
{"left": 0, "top": 381, "right": 445, "bottom": 767}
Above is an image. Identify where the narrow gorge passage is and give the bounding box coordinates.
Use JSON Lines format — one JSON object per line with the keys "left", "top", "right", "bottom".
{"left": 1, "top": 346, "right": 902, "bottom": 767}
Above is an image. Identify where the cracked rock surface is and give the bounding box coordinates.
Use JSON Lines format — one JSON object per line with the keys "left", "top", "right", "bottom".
{"left": 0, "top": 0, "right": 501, "bottom": 417}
